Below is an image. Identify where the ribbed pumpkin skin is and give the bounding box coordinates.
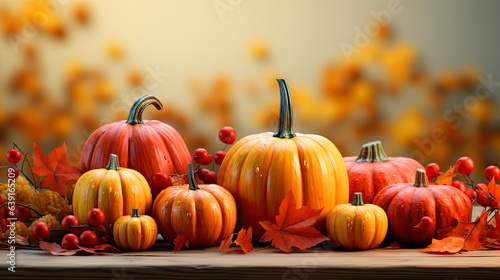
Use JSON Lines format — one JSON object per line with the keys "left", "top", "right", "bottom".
{"left": 218, "top": 132, "right": 348, "bottom": 238}
{"left": 113, "top": 211, "right": 158, "bottom": 251}
{"left": 152, "top": 184, "right": 237, "bottom": 248}
{"left": 343, "top": 156, "right": 424, "bottom": 204}
{"left": 327, "top": 200, "right": 387, "bottom": 250}
{"left": 78, "top": 95, "right": 191, "bottom": 200}
{"left": 373, "top": 178, "right": 472, "bottom": 246}
{"left": 73, "top": 158, "right": 152, "bottom": 231}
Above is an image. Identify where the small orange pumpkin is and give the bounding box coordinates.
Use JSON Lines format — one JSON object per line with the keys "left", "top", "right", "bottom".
{"left": 327, "top": 193, "right": 388, "bottom": 250}
{"left": 113, "top": 208, "right": 158, "bottom": 251}
{"left": 73, "top": 154, "right": 152, "bottom": 231}
{"left": 152, "top": 163, "right": 237, "bottom": 248}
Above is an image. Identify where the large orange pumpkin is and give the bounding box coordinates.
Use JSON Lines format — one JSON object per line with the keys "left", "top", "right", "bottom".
{"left": 78, "top": 95, "right": 191, "bottom": 199}
{"left": 343, "top": 141, "right": 424, "bottom": 204}
{"left": 218, "top": 79, "right": 349, "bottom": 238}
{"left": 373, "top": 169, "right": 473, "bottom": 246}
{"left": 73, "top": 154, "right": 153, "bottom": 231}
{"left": 152, "top": 163, "right": 237, "bottom": 248}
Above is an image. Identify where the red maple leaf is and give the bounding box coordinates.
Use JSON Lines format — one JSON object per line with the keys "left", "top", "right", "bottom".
{"left": 488, "top": 179, "right": 500, "bottom": 204}
{"left": 173, "top": 235, "right": 189, "bottom": 253}
{"left": 235, "top": 227, "right": 253, "bottom": 253}
{"left": 418, "top": 237, "right": 464, "bottom": 254}
{"left": 32, "top": 142, "right": 81, "bottom": 196}
{"left": 463, "top": 209, "right": 489, "bottom": 251}
{"left": 219, "top": 234, "right": 233, "bottom": 252}
{"left": 259, "top": 190, "right": 328, "bottom": 253}
{"left": 434, "top": 166, "right": 456, "bottom": 185}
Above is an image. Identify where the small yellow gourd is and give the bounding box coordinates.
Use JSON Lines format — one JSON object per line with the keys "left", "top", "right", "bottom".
{"left": 113, "top": 208, "right": 158, "bottom": 251}
{"left": 327, "top": 192, "right": 388, "bottom": 250}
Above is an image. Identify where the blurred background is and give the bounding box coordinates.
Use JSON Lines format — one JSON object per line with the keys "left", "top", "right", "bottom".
{"left": 1, "top": 0, "right": 500, "bottom": 180}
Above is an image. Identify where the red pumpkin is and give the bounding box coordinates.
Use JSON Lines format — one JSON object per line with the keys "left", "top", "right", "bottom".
{"left": 78, "top": 95, "right": 191, "bottom": 199}
{"left": 373, "top": 169, "right": 472, "bottom": 246}
{"left": 343, "top": 141, "right": 424, "bottom": 204}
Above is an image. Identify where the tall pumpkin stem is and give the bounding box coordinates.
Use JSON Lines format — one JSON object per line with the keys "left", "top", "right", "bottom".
{"left": 273, "top": 79, "right": 296, "bottom": 139}
{"left": 354, "top": 141, "right": 389, "bottom": 163}
{"left": 351, "top": 192, "right": 365, "bottom": 206}
{"left": 187, "top": 163, "right": 200, "bottom": 191}
{"left": 131, "top": 208, "right": 140, "bottom": 217}
{"left": 126, "top": 94, "right": 163, "bottom": 125}
{"left": 414, "top": 169, "right": 428, "bottom": 187}
{"left": 106, "top": 154, "right": 121, "bottom": 171}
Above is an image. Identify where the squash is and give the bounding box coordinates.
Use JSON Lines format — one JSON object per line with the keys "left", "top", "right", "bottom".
{"left": 218, "top": 79, "right": 349, "bottom": 238}
{"left": 152, "top": 163, "right": 237, "bottom": 248}
{"left": 73, "top": 154, "right": 153, "bottom": 231}
{"left": 113, "top": 208, "right": 158, "bottom": 251}
{"left": 373, "top": 169, "right": 472, "bottom": 246}
{"left": 327, "top": 192, "right": 388, "bottom": 250}
{"left": 343, "top": 141, "right": 424, "bottom": 203}
{"left": 78, "top": 94, "right": 191, "bottom": 199}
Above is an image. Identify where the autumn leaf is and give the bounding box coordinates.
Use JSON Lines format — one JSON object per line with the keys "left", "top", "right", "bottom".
{"left": 219, "top": 234, "right": 233, "bottom": 252}
{"left": 173, "top": 235, "right": 189, "bottom": 253}
{"left": 463, "top": 209, "right": 489, "bottom": 251}
{"left": 32, "top": 142, "right": 82, "bottom": 196}
{"left": 39, "top": 241, "right": 120, "bottom": 255}
{"left": 418, "top": 237, "right": 464, "bottom": 254}
{"left": 385, "top": 241, "right": 402, "bottom": 249}
{"left": 235, "top": 227, "right": 253, "bottom": 253}
{"left": 486, "top": 211, "right": 500, "bottom": 239}
{"left": 259, "top": 190, "right": 329, "bottom": 253}
{"left": 434, "top": 166, "right": 456, "bottom": 185}
{"left": 488, "top": 179, "right": 500, "bottom": 204}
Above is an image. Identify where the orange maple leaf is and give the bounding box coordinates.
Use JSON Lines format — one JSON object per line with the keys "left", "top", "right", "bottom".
{"left": 434, "top": 166, "right": 456, "bottom": 185}
{"left": 463, "top": 209, "right": 489, "bottom": 251}
{"left": 219, "top": 233, "right": 233, "bottom": 252}
{"left": 486, "top": 211, "right": 500, "bottom": 239}
{"left": 32, "top": 142, "right": 82, "bottom": 196}
{"left": 235, "top": 227, "right": 253, "bottom": 253}
{"left": 418, "top": 237, "right": 465, "bottom": 254}
{"left": 488, "top": 179, "right": 500, "bottom": 205}
{"left": 259, "top": 190, "right": 329, "bottom": 253}
{"left": 173, "top": 235, "right": 189, "bottom": 253}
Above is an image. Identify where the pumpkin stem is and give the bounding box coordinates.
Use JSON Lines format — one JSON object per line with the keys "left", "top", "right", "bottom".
{"left": 351, "top": 192, "right": 365, "bottom": 206}
{"left": 414, "top": 169, "right": 428, "bottom": 187}
{"left": 187, "top": 163, "right": 200, "bottom": 191}
{"left": 354, "top": 141, "right": 389, "bottom": 163}
{"left": 126, "top": 94, "right": 163, "bottom": 125}
{"left": 105, "top": 154, "right": 121, "bottom": 171}
{"left": 273, "top": 79, "right": 296, "bottom": 139}
{"left": 131, "top": 208, "right": 140, "bottom": 217}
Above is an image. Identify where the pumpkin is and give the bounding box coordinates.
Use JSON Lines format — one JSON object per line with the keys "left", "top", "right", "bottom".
{"left": 373, "top": 169, "right": 473, "bottom": 246}
{"left": 113, "top": 208, "right": 158, "bottom": 251}
{"left": 152, "top": 163, "right": 237, "bottom": 248}
{"left": 218, "top": 79, "right": 349, "bottom": 238}
{"left": 327, "top": 192, "right": 388, "bottom": 250}
{"left": 343, "top": 141, "right": 424, "bottom": 204}
{"left": 78, "top": 94, "right": 191, "bottom": 199}
{"left": 73, "top": 154, "right": 153, "bottom": 231}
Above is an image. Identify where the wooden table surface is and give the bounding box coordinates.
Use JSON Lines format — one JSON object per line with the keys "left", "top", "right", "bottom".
{"left": 3, "top": 207, "right": 500, "bottom": 280}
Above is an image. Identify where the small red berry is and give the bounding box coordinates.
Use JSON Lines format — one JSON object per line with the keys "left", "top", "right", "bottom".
{"left": 31, "top": 222, "right": 50, "bottom": 241}
{"left": 79, "top": 230, "right": 98, "bottom": 248}
{"left": 204, "top": 171, "right": 218, "bottom": 184}
{"left": 7, "top": 167, "right": 20, "bottom": 179}
{"left": 61, "top": 215, "right": 80, "bottom": 231}
{"left": 464, "top": 189, "right": 477, "bottom": 201}
{"left": 485, "top": 165, "right": 500, "bottom": 182}
{"left": 425, "top": 163, "right": 441, "bottom": 180}
{"left": 456, "top": 157, "right": 474, "bottom": 175}
{"left": 198, "top": 168, "right": 211, "bottom": 181}
{"left": 0, "top": 218, "right": 6, "bottom": 234}
{"left": 6, "top": 150, "right": 22, "bottom": 164}
{"left": 0, "top": 196, "right": 6, "bottom": 218}
{"left": 94, "top": 225, "right": 107, "bottom": 238}
{"left": 86, "top": 208, "right": 105, "bottom": 227}
{"left": 14, "top": 206, "right": 31, "bottom": 221}
{"left": 214, "top": 151, "right": 227, "bottom": 165}
{"left": 192, "top": 148, "right": 213, "bottom": 165}
{"left": 153, "top": 173, "right": 171, "bottom": 190}
{"left": 97, "top": 235, "right": 108, "bottom": 245}
{"left": 475, "top": 183, "right": 493, "bottom": 208}
{"left": 219, "top": 126, "right": 237, "bottom": 144}
{"left": 451, "top": 181, "right": 467, "bottom": 193}
{"left": 61, "top": 233, "right": 80, "bottom": 250}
